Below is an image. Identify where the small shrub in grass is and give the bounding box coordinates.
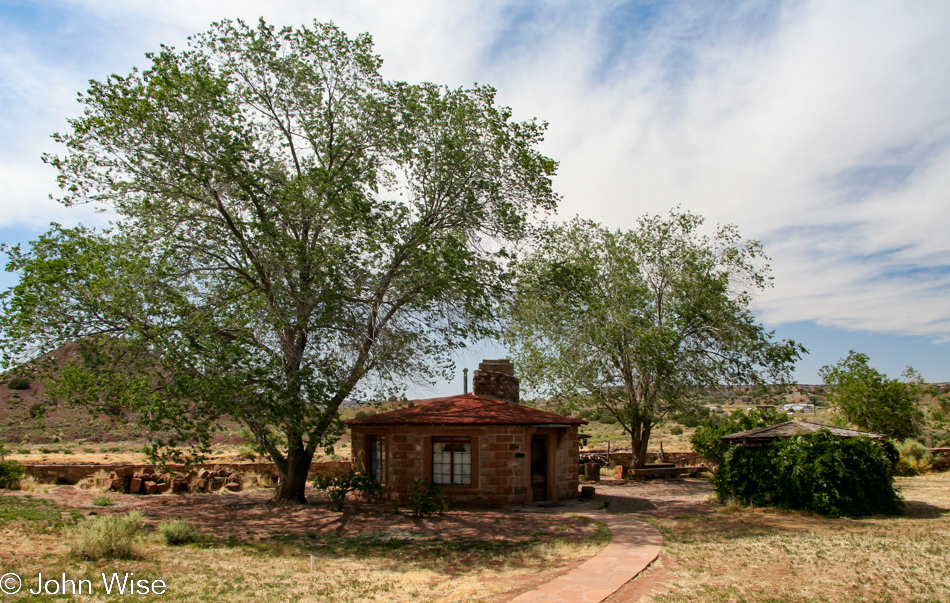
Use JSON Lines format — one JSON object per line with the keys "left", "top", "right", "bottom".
{"left": 714, "top": 432, "right": 903, "bottom": 517}
{"left": 312, "top": 471, "right": 384, "bottom": 512}
{"left": 28, "top": 403, "right": 46, "bottom": 419}
{"left": 894, "top": 439, "right": 933, "bottom": 476}
{"left": 92, "top": 496, "right": 114, "bottom": 507}
{"left": 158, "top": 519, "right": 196, "bottom": 545}
{"left": 670, "top": 425, "right": 684, "bottom": 435}
{"left": 0, "top": 460, "right": 25, "bottom": 489}
{"left": 7, "top": 377, "right": 30, "bottom": 390}
{"left": 408, "top": 478, "right": 448, "bottom": 517}
{"left": 69, "top": 510, "right": 144, "bottom": 560}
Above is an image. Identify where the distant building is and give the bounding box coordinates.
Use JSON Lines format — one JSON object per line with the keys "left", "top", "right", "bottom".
{"left": 346, "top": 360, "right": 585, "bottom": 506}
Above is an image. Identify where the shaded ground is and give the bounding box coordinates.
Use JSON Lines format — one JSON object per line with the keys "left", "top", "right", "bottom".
{"left": 2, "top": 485, "right": 599, "bottom": 545}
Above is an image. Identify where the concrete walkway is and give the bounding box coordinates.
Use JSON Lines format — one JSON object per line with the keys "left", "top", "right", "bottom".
{"left": 510, "top": 508, "right": 662, "bottom": 603}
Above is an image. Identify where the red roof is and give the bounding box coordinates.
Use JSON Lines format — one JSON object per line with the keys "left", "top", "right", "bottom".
{"left": 345, "top": 393, "right": 586, "bottom": 426}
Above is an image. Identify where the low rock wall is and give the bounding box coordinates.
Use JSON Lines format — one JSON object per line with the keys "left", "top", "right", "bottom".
{"left": 23, "top": 461, "right": 353, "bottom": 485}
{"left": 583, "top": 451, "right": 709, "bottom": 467}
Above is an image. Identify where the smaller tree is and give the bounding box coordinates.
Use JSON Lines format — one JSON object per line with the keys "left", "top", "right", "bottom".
{"left": 819, "top": 351, "right": 923, "bottom": 440}
{"left": 506, "top": 212, "right": 804, "bottom": 468}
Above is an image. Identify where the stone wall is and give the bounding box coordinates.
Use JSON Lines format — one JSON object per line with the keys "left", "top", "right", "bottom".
{"left": 352, "top": 424, "right": 580, "bottom": 506}
{"left": 23, "top": 461, "right": 352, "bottom": 485}
{"left": 584, "top": 451, "right": 710, "bottom": 468}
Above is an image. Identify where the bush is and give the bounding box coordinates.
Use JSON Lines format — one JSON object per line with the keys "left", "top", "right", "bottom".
{"left": 673, "top": 404, "right": 712, "bottom": 428}
{"left": 312, "top": 471, "right": 383, "bottom": 512}
{"left": 92, "top": 496, "right": 114, "bottom": 507}
{"left": 408, "top": 478, "right": 447, "bottom": 517}
{"left": 894, "top": 439, "right": 933, "bottom": 476}
{"left": 0, "top": 460, "right": 26, "bottom": 489}
{"left": 7, "top": 377, "right": 30, "bottom": 390}
{"left": 158, "top": 519, "right": 196, "bottom": 545}
{"left": 670, "top": 425, "right": 684, "bottom": 435}
{"left": 691, "top": 408, "right": 790, "bottom": 466}
{"left": 69, "top": 511, "right": 144, "bottom": 560}
{"left": 28, "top": 403, "right": 46, "bottom": 419}
{"left": 714, "top": 432, "right": 903, "bottom": 517}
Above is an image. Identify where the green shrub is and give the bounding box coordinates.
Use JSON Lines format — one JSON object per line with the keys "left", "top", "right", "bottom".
{"left": 894, "top": 439, "right": 933, "bottom": 476}
{"left": 670, "top": 425, "right": 684, "bottom": 435}
{"left": 91, "top": 496, "right": 114, "bottom": 507}
{"left": 69, "top": 510, "right": 144, "bottom": 560}
{"left": 158, "top": 519, "right": 196, "bottom": 545}
{"left": 312, "top": 471, "right": 384, "bottom": 512}
{"left": 0, "top": 460, "right": 26, "bottom": 489}
{"left": 28, "top": 403, "right": 46, "bottom": 419}
{"left": 673, "top": 405, "right": 712, "bottom": 428}
{"left": 714, "top": 432, "right": 903, "bottom": 517}
{"left": 691, "top": 408, "right": 790, "bottom": 466}
{"left": 7, "top": 377, "right": 30, "bottom": 390}
{"left": 408, "top": 478, "right": 447, "bottom": 518}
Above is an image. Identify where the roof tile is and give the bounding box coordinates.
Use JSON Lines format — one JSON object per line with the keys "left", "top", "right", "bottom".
{"left": 345, "top": 393, "right": 586, "bottom": 426}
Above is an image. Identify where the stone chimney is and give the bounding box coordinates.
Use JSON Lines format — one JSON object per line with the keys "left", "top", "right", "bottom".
{"left": 472, "top": 359, "right": 520, "bottom": 404}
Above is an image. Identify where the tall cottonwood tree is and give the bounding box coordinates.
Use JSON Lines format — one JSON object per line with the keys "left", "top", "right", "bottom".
{"left": 506, "top": 212, "right": 803, "bottom": 468}
{"left": 0, "top": 19, "right": 557, "bottom": 502}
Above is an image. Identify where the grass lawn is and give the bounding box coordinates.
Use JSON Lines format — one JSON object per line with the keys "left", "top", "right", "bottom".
{"left": 0, "top": 491, "right": 610, "bottom": 602}
{"left": 637, "top": 472, "right": 950, "bottom": 603}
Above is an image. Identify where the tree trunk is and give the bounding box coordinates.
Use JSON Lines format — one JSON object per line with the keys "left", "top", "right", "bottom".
{"left": 631, "top": 421, "right": 653, "bottom": 469}
{"left": 271, "top": 446, "right": 314, "bottom": 504}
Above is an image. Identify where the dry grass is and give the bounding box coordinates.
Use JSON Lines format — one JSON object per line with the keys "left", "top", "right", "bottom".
{"left": 639, "top": 472, "right": 950, "bottom": 603}
{"left": 0, "top": 493, "right": 608, "bottom": 602}
{"left": 15, "top": 474, "right": 57, "bottom": 493}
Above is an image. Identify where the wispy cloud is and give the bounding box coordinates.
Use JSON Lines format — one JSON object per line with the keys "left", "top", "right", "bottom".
{"left": 2, "top": 0, "right": 949, "bottom": 347}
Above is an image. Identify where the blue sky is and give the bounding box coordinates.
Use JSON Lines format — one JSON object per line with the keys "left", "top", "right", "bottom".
{"left": 1, "top": 0, "right": 949, "bottom": 396}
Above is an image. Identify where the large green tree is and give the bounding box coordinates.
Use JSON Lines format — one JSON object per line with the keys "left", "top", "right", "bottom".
{"left": 0, "top": 19, "right": 557, "bottom": 502}
{"left": 819, "top": 351, "right": 923, "bottom": 440}
{"left": 505, "top": 212, "right": 803, "bottom": 468}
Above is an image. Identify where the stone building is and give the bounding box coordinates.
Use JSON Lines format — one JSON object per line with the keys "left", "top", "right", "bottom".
{"left": 346, "top": 360, "right": 585, "bottom": 506}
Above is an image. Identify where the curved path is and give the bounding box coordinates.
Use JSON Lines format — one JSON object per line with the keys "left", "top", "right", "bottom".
{"left": 510, "top": 508, "right": 662, "bottom": 603}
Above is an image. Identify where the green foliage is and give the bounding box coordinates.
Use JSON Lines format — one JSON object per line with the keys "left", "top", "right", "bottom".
{"left": 0, "top": 496, "right": 82, "bottom": 531}
{"left": 894, "top": 439, "right": 933, "bottom": 476}
{"left": 69, "top": 510, "right": 144, "bottom": 560}
{"left": 28, "top": 402, "right": 45, "bottom": 419}
{"left": 690, "top": 408, "right": 791, "bottom": 466}
{"left": 408, "top": 478, "right": 447, "bottom": 518}
{"left": 0, "top": 18, "right": 557, "bottom": 502}
{"left": 714, "top": 432, "right": 903, "bottom": 517}
{"left": 505, "top": 212, "right": 804, "bottom": 467}
{"left": 7, "top": 377, "right": 30, "bottom": 389}
{"left": 673, "top": 404, "right": 712, "bottom": 428}
{"left": 820, "top": 351, "right": 924, "bottom": 440}
{"left": 158, "top": 519, "right": 197, "bottom": 545}
{"left": 0, "top": 460, "right": 25, "bottom": 489}
{"left": 91, "top": 495, "right": 114, "bottom": 507}
{"left": 312, "top": 470, "right": 384, "bottom": 512}
{"left": 669, "top": 425, "right": 684, "bottom": 435}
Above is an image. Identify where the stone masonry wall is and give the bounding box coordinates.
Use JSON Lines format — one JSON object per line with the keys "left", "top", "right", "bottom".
{"left": 23, "top": 461, "right": 352, "bottom": 485}
{"left": 352, "top": 424, "right": 581, "bottom": 507}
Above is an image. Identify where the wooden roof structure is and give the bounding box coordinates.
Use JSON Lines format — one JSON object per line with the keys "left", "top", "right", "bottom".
{"left": 721, "top": 421, "right": 884, "bottom": 447}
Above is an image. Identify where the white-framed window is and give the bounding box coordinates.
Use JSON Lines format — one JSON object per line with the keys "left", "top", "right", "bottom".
{"left": 432, "top": 437, "right": 472, "bottom": 486}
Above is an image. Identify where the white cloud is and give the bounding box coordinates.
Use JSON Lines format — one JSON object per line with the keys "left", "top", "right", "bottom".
{"left": 3, "top": 0, "right": 950, "bottom": 344}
